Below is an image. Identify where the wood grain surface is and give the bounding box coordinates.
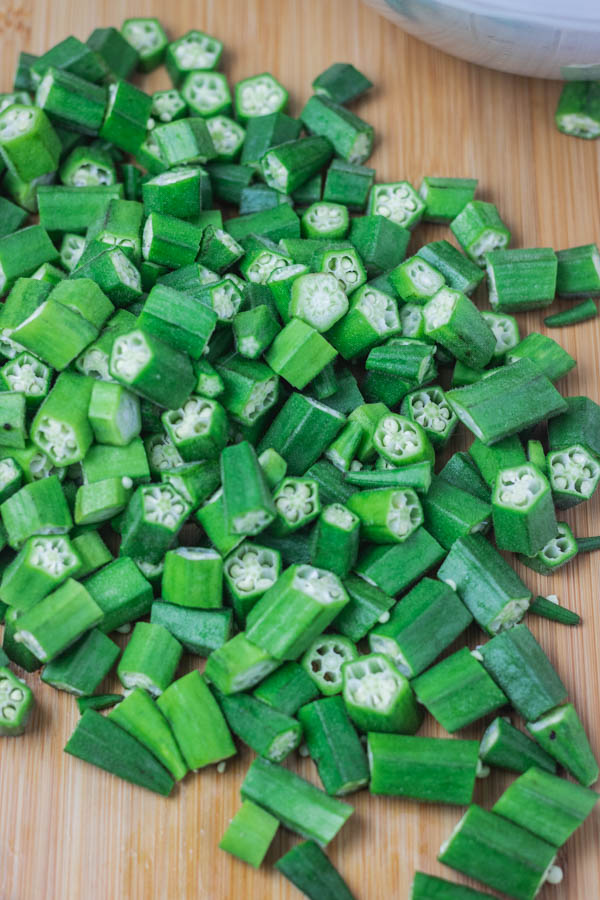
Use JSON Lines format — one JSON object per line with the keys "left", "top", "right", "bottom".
{"left": 1, "top": 1, "right": 599, "bottom": 898}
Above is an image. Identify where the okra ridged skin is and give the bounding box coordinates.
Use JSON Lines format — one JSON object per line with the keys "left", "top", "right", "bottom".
{"left": 479, "top": 717, "right": 557, "bottom": 775}
{"left": 526, "top": 703, "right": 599, "bottom": 787}
{"left": 421, "top": 476, "right": 491, "bottom": 550}
{"left": 411, "top": 872, "right": 495, "bottom": 900}
{"left": 298, "top": 695, "right": 369, "bottom": 796}
{"left": 275, "top": 840, "right": 357, "bottom": 900}
{"left": 355, "top": 527, "right": 446, "bottom": 596}
{"left": 216, "top": 690, "right": 302, "bottom": 762}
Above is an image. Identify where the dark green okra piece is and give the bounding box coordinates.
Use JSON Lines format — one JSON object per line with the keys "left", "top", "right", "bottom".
{"left": 342, "top": 653, "right": 422, "bottom": 734}
{"left": 216, "top": 690, "right": 302, "bottom": 762}
{"left": 355, "top": 527, "right": 446, "bottom": 597}
{"left": 276, "top": 841, "right": 357, "bottom": 900}
{"left": 298, "top": 695, "right": 369, "bottom": 796}
{"left": 479, "top": 717, "right": 557, "bottom": 775}
{"left": 526, "top": 703, "right": 599, "bottom": 787}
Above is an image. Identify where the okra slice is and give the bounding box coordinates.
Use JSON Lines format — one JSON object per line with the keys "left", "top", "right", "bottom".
{"left": 152, "top": 117, "right": 216, "bottom": 167}
{"left": 373, "top": 413, "right": 435, "bottom": 468}
{"left": 0, "top": 393, "right": 26, "bottom": 449}
{"left": 289, "top": 272, "right": 349, "bottom": 333}
{"left": 221, "top": 441, "right": 276, "bottom": 536}
{"left": 450, "top": 200, "right": 511, "bottom": 266}
{"left": 446, "top": 358, "right": 567, "bottom": 445}
{"left": 424, "top": 286, "right": 495, "bottom": 369}
{"left": 110, "top": 328, "right": 195, "bottom": 409}
{"left": 0, "top": 457, "right": 22, "bottom": 504}
{"left": 391, "top": 254, "right": 445, "bottom": 304}
{"left": 0, "top": 104, "right": 61, "bottom": 182}
{"left": 120, "top": 483, "right": 190, "bottom": 564}
{"left": 417, "top": 239, "right": 484, "bottom": 295}
{"left": 519, "top": 521, "right": 578, "bottom": 575}
{"left": 411, "top": 873, "right": 495, "bottom": 900}
{"left": 276, "top": 841, "right": 356, "bottom": 900}
{"left": 348, "top": 487, "right": 423, "bottom": 544}
{"left": 1, "top": 475, "right": 72, "bottom": 549}
{"left": 312, "top": 62, "right": 372, "bottom": 104}
{"left": 205, "top": 114, "right": 245, "bottom": 162}
{"left": 492, "top": 463, "right": 557, "bottom": 556}
{"left": 36, "top": 67, "right": 107, "bottom": 136}
{"left": 262, "top": 136, "right": 333, "bottom": 195}
{"left": 99, "top": 81, "right": 151, "bottom": 156}
{"left": 223, "top": 542, "right": 281, "bottom": 625}
{"left": 2, "top": 606, "right": 42, "bottom": 672}
{"left": 121, "top": 17, "right": 168, "bottom": 72}
{"left": 547, "top": 444, "right": 600, "bottom": 508}
{"left": 401, "top": 386, "right": 458, "bottom": 448}
{"left": 30, "top": 34, "right": 108, "bottom": 85}
{"left": 71, "top": 530, "right": 112, "bottom": 578}
{"left": 88, "top": 381, "right": 141, "bottom": 447}
{"left": 329, "top": 575, "right": 393, "bottom": 643}
{"left": 327, "top": 284, "right": 401, "bottom": 360}
{"left": 556, "top": 243, "right": 600, "bottom": 297}
{"left": 300, "top": 95, "right": 373, "bottom": 164}
{"left": 117, "top": 621, "right": 182, "bottom": 697}
{"left": 30, "top": 371, "right": 94, "bottom": 466}
{"left": 142, "top": 167, "right": 207, "bottom": 220}
{"left": 73, "top": 246, "right": 142, "bottom": 308}
{"left": 151, "top": 88, "right": 187, "bottom": 125}
{"left": 234, "top": 72, "right": 288, "bottom": 123}
{"left": 0, "top": 666, "right": 34, "bottom": 735}
{"left": 216, "top": 690, "right": 302, "bottom": 762}
{"left": 419, "top": 176, "right": 478, "bottom": 224}
{"left": 301, "top": 201, "right": 349, "bottom": 241}
{"left": 412, "top": 647, "right": 507, "bottom": 733}
{"left": 492, "top": 766, "right": 598, "bottom": 847}
{"left": 75, "top": 477, "right": 131, "bottom": 526}
{"left": 479, "top": 624, "right": 567, "bottom": 722}
{"left": 215, "top": 355, "right": 279, "bottom": 427}
{"left": 205, "top": 632, "right": 279, "bottom": 694}
{"left": 84, "top": 557, "right": 152, "bottom": 634}
{"left": 0, "top": 225, "right": 59, "bottom": 296}
{"left": 369, "top": 577, "right": 472, "bottom": 678}
{"left": 527, "top": 703, "right": 599, "bottom": 787}
{"left": 241, "top": 756, "right": 353, "bottom": 845}
{"left": 301, "top": 634, "right": 358, "bottom": 696}
{"left": 77, "top": 694, "right": 122, "bottom": 714}
{"left": 162, "top": 547, "right": 223, "bottom": 609}
{"left": 65, "top": 709, "right": 174, "bottom": 795}
{"left": 309, "top": 503, "right": 360, "bottom": 579}
{"left": 13, "top": 577, "right": 102, "bottom": 663}
{"left": 486, "top": 248, "right": 557, "bottom": 312}
{"left": 505, "top": 331, "right": 575, "bottom": 382}
{"left": 469, "top": 435, "right": 527, "bottom": 487}
{"left": 270, "top": 477, "right": 321, "bottom": 536}
{"left": 299, "top": 695, "right": 369, "bottom": 797}
{"left": 233, "top": 304, "right": 280, "bottom": 359}
{"left": 165, "top": 29, "right": 223, "bottom": 83}
{"left": 219, "top": 800, "right": 279, "bottom": 868}
{"left": 41, "top": 627, "right": 119, "bottom": 696}
{"left": 528, "top": 593, "right": 581, "bottom": 625}
{"left": 253, "top": 661, "right": 319, "bottom": 716}
{"left": 479, "top": 716, "right": 557, "bottom": 775}
{"left": 265, "top": 317, "right": 337, "bottom": 389}
{"left": 162, "top": 397, "right": 228, "bottom": 462}
{"left": 548, "top": 395, "right": 600, "bottom": 459}
{"left": 87, "top": 25, "right": 139, "bottom": 79}
{"left": 480, "top": 310, "right": 520, "bottom": 360}
{"left": 342, "top": 652, "right": 422, "bottom": 734}
{"left": 151, "top": 602, "right": 231, "bottom": 657}
{"left": 355, "top": 527, "right": 445, "bottom": 596}
{"left": 0, "top": 534, "right": 80, "bottom": 610}
{"left": 368, "top": 179, "right": 425, "bottom": 228}
{"left": 82, "top": 437, "right": 149, "bottom": 486}
{"left": 555, "top": 80, "right": 600, "bottom": 139}
{"left": 438, "top": 805, "right": 557, "bottom": 900}
{"left": 181, "top": 71, "right": 231, "bottom": 118}
{"left": 368, "top": 733, "right": 479, "bottom": 804}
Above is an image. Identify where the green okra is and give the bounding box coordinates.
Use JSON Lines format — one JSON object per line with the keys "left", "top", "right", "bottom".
{"left": 526, "top": 703, "right": 599, "bottom": 788}
{"left": 41, "top": 628, "right": 119, "bottom": 696}
{"left": 216, "top": 690, "right": 302, "bottom": 762}
{"left": 298, "top": 695, "right": 369, "bottom": 796}
{"left": 342, "top": 653, "right": 422, "bottom": 734}
{"left": 219, "top": 800, "right": 279, "bottom": 869}
{"left": 479, "top": 717, "right": 557, "bottom": 775}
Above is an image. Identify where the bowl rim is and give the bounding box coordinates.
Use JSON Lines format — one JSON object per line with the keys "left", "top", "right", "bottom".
{"left": 377, "top": 0, "right": 600, "bottom": 27}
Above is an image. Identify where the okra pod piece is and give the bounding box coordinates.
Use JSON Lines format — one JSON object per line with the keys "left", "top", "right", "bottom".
{"left": 31, "top": 371, "right": 94, "bottom": 466}
{"left": 417, "top": 239, "right": 484, "bottom": 295}
{"left": 527, "top": 703, "right": 599, "bottom": 787}
{"left": 220, "top": 441, "right": 275, "bottom": 536}
{"left": 31, "top": 34, "right": 108, "bottom": 85}
{"left": 162, "top": 547, "right": 223, "bottom": 609}
{"left": 547, "top": 395, "right": 600, "bottom": 459}
{"left": 13, "top": 578, "right": 103, "bottom": 663}
{"left": 84, "top": 556, "right": 152, "bottom": 634}
{"left": 205, "top": 632, "right": 279, "bottom": 694}
{"left": 216, "top": 690, "right": 302, "bottom": 762}
{"left": 206, "top": 115, "right": 246, "bottom": 161}
{"left": 0, "top": 457, "right": 23, "bottom": 504}
{"left": 411, "top": 873, "right": 495, "bottom": 900}
{"left": 76, "top": 693, "right": 122, "bottom": 714}
{"left": 0, "top": 104, "right": 61, "bottom": 182}
{"left": 0, "top": 666, "right": 34, "bottom": 736}
{"left": 157, "top": 670, "right": 236, "bottom": 769}
{"left": 76, "top": 477, "right": 130, "bottom": 526}
{"left": 110, "top": 328, "right": 195, "bottom": 409}
{"left": 312, "top": 62, "right": 372, "bottom": 104}
{"left": 437, "top": 805, "right": 557, "bottom": 900}
{"left": 506, "top": 331, "right": 575, "bottom": 382}
{"left": 480, "top": 310, "right": 520, "bottom": 360}
{"left": 368, "top": 733, "right": 479, "bottom": 804}
{"left": 41, "top": 627, "right": 119, "bottom": 696}
{"left": 492, "top": 463, "right": 557, "bottom": 556}
{"left": 222, "top": 541, "right": 281, "bottom": 624}
{"left": 544, "top": 298, "right": 598, "bottom": 327}
{"left": 0, "top": 353, "right": 51, "bottom": 411}
{"left": 225, "top": 204, "right": 300, "bottom": 244}
{"left": 368, "top": 180, "right": 425, "bottom": 228}
{"left": 240, "top": 111, "right": 301, "bottom": 168}
{"left": 0, "top": 393, "right": 26, "bottom": 449}
{"left": 196, "top": 488, "right": 244, "bottom": 557}
{"left": 1, "top": 475, "right": 72, "bottom": 549}
{"left": 36, "top": 68, "right": 107, "bottom": 136}
{"left": 0, "top": 535, "right": 81, "bottom": 611}
{"left": 88, "top": 381, "right": 141, "bottom": 447}
{"left": 412, "top": 647, "right": 507, "bottom": 733}
{"left": 289, "top": 272, "right": 348, "bottom": 332}
{"left": 486, "top": 248, "right": 557, "bottom": 312}
{"left": 528, "top": 593, "right": 580, "bottom": 624}
{"left": 421, "top": 476, "right": 491, "bottom": 550}
{"left": 258, "top": 393, "right": 345, "bottom": 476}
{"left": 0, "top": 225, "right": 58, "bottom": 295}
{"left": 121, "top": 17, "right": 168, "bottom": 71}
{"left": 11, "top": 299, "right": 98, "bottom": 371}
{"left": 469, "top": 435, "right": 527, "bottom": 488}
{"left": 547, "top": 444, "right": 600, "bottom": 508}
{"left": 152, "top": 117, "right": 216, "bottom": 167}
{"left": 99, "top": 81, "right": 151, "bottom": 155}
{"left": 117, "top": 621, "right": 182, "bottom": 697}
{"left": 391, "top": 254, "right": 445, "bottom": 304}
{"left": 446, "top": 358, "right": 567, "bottom": 445}
{"left": 423, "top": 287, "right": 495, "bottom": 369}
{"left": 60, "top": 144, "right": 116, "bottom": 188}
{"left": 355, "top": 527, "right": 445, "bottom": 597}
{"left": 82, "top": 437, "right": 149, "bottom": 485}
{"left": 342, "top": 652, "right": 422, "bottom": 734}
{"left": 419, "top": 176, "right": 477, "bottom": 224}
{"left": 165, "top": 29, "right": 223, "bottom": 82}
{"left": 349, "top": 214, "right": 410, "bottom": 277}
{"left": 162, "top": 397, "right": 228, "bottom": 462}
{"left": 323, "top": 159, "right": 374, "bottom": 210}
{"left": 142, "top": 167, "right": 208, "bottom": 220}
{"left": 373, "top": 413, "right": 435, "bottom": 467}
{"left": 479, "top": 624, "right": 567, "bottom": 721}
{"left": 479, "top": 717, "right": 557, "bottom": 775}
{"left": 301, "top": 633, "right": 358, "bottom": 696}
{"left": 142, "top": 211, "right": 203, "bottom": 268}
{"left": 253, "top": 660, "right": 320, "bottom": 716}
{"left": 347, "top": 486, "right": 423, "bottom": 544}
{"left": 2, "top": 606, "right": 42, "bottom": 671}
{"left": 369, "top": 577, "right": 472, "bottom": 678}
{"left": 150, "top": 602, "right": 232, "bottom": 657}
{"left": 234, "top": 73, "right": 288, "bottom": 123}
{"left": 450, "top": 200, "right": 511, "bottom": 266}
{"left": 346, "top": 462, "right": 433, "bottom": 494}
{"left": 326, "top": 284, "right": 402, "bottom": 360}
{"left": 219, "top": 800, "right": 279, "bottom": 868}
{"left": 276, "top": 841, "right": 356, "bottom": 900}
{"left": 71, "top": 530, "right": 112, "bottom": 578}
{"left": 300, "top": 95, "right": 373, "bottom": 164}
{"left": 246, "top": 564, "right": 349, "bottom": 660}
{"left": 261, "top": 135, "right": 333, "bottom": 195}
{"left": 87, "top": 26, "right": 139, "bottom": 79}
{"left": 492, "top": 766, "right": 598, "bottom": 847}
{"left": 241, "top": 756, "right": 353, "bottom": 845}
{"left": 119, "top": 483, "right": 190, "bottom": 564}
{"left": 330, "top": 575, "right": 394, "bottom": 643}
{"left": 265, "top": 317, "right": 337, "bottom": 388}
{"left": 519, "top": 521, "right": 578, "bottom": 576}
{"left": 233, "top": 304, "right": 280, "bottom": 358}
{"left": 401, "top": 386, "right": 458, "bottom": 448}
{"left": 309, "top": 503, "right": 360, "bottom": 578}
{"left": 299, "top": 695, "right": 369, "bottom": 795}
{"left": 366, "top": 339, "right": 435, "bottom": 382}
{"left": 556, "top": 243, "right": 600, "bottom": 297}
{"left": 555, "top": 81, "right": 600, "bottom": 140}
{"left": 64, "top": 709, "right": 174, "bottom": 795}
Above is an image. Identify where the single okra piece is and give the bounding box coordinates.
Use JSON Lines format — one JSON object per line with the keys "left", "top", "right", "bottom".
{"left": 1, "top": 475, "right": 72, "bottom": 549}
{"left": 120, "top": 483, "right": 190, "bottom": 564}
{"left": 556, "top": 243, "right": 600, "bottom": 297}
{"left": 327, "top": 284, "right": 401, "bottom": 360}
{"left": 401, "top": 386, "right": 458, "bottom": 448}
{"left": 110, "top": 328, "right": 195, "bottom": 409}
{"left": 446, "top": 358, "right": 567, "bottom": 445}
{"left": 310, "top": 503, "right": 360, "bottom": 578}
{"left": 312, "top": 62, "right": 372, "bottom": 104}
{"left": 246, "top": 564, "right": 349, "bottom": 661}
{"left": 330, "top": 575, "right": 394, "bottom": 643}
{"left": 204, "top": 632, "right": 279, "bottom": 694}
{"left": 480, "top": 310, "right": 520, "bottom": 360}
{"left": 373, "top": 413, "right": 435, "bottom": 467}
{"left": 82, "top": 437, "right": 150, "bottom": 486}
{"left": 350, "top": 215, "right": 410, "bottom": 278}
{"left": 411, "top": 873, "right": 495, "bottom": 900}
{"left": 2, "top": 606, "right": 42, "bottom": 671}
{"left": 547, "top": 444, "right": 600, "bottom": 508}
{"left": 239, "top": 182, "right": 291, "bottom": 214}
{"left": 75, "top": 478, "right": 130, "bottom": 526}
{"left": 41, "top": 628, "right": 119, "bottom": 696}
{"left": 223, "top": 542, "right": 281, "bottom": 625}
{"left": 355, "top": 526, "right": 445, "bottom": 596}
{"left": 221, "top": 441, "right": 276, "bottom": 536}
{"left": 368, "top": 180, "right": 425, "bottom": 228}
{"left": 0, "top": 666, "right": 34, "bottom": 736}
{"left": 253, "top": 660, "right": 319, "bottom": 715}
{"left": 214, "top": 355, "right": 279, "bottom": 427}
{"left": 219, "top": 800, "right": 279, "bottom": 868}
{"left": 30, "top": 372, "right": 94, "bottom": 466}
{"left": 234, "top": 72, "right": 288, "bottom": 123}
{"left": 492, "top": 766, "right": 598, "bottom": 847}
{"left": 548, "top": 395, "right": 600, "bottom": 458}
{"left": 180, "top": 71, "right": 231, "bottom": 118}
{"left": 193, "top": 359, "right": 224, "bottom": 400}
{"left": 412, "top": 647, "right": 507, "bottom": 733}
{"left": 87, "top": 25, "right": 139, "bottom": 78}
{"left": 196, "top": 488, "right": 244, "bottom": 557}
{"left": 437, "top": 805, "right": 558, "bottom": 900}
{"left": 36, "top": 67, "right": 107, "bottom": 136}
{"left": 342, "top": 652, "right": 422, "bottom": 734}
{"left": 0, "top": 104, "right": 61, "bottom": 182}
{"left": 0, "top": 225, "right": 59, "bottom": 296}
{"left": 527, "top": 703, "right": 599, "bottom": 787}
{"left": 368, "top": 733, "right": 480, "bottom": 804}
{"left": 450, "top": 200, "right": 511, "bottom": 266}
{"left": 369, "top": 577, "right": 472, "bottom": 678}
{"left": 416, "top": 239, "right": 484, "bottom": 295}
{"left": 162, "top": 547, "right": 223, "bottom": 609}
{"left": 492, "top": 463, "right": 557, "bottom": 556}
{"left": 528, "top": 593, "right": 581, "bottom": 624}
{"left": 324, "top": 159, "right": 374, "bottom": 211}
{"left": 301, "top": 201, "right": 349, "bottom": 241}
{"left": 88, "top": 381, "right": 141, "bottom": 447}
{"left": 479, "top": 716, "right": 557, "bottom": 775}
{"left": 519, "top": 520, "right": 578, "bottom": 576}
{"left": 486, "top": 248, "right": 557, "bottom": 312}
{"left": 270, "top": 477, "right": 321, "bottom": 536}
{"left": 142, "top": 167, "right": 209, "bottom": 220}
{"left": 117, "top": 621, "right": 182, "bottom": 697}
{"left": 162, "top": 397, "right": 228, "bottom": 462}
{"left": 121, "top": 18, "right": 168, "bottom": 71}
{"left": 299, "top": 695, "right": 369, "bottom": 796}
{"left": 390, "top": 254, "right": 445, "bottom": 304}
{"left": 258, "top": 394, "right": 346, "bottom": 476}
{"left": 300, "top": 94, "right": 373, "bottom": 164}
{"left": 348, "top": 487, "right": 423, "bottom": 544}
{"left": 198, "top": 226, "right": 244, "bottom": 274}
{"left": 555, "top": 80, "right": 600, "bottom": 139}
{"left": 0, "top": 393, "right": 26, "bottom": 449}
{"left": 423, "top": 287, "right": 495, "bottom": 369}
{"left": 49, "top": 277, "right": 114, "bottom": 329}
{"left": 265, "top": 317, "right": 337, "bottom": 389}
{"left": 366, "top": 339, "right": 435, "bottom": 383}
{"left": 301, "top": 633, "right": 358, "bottom": 696}
{"left": 469, "top": 435, "right": 527, "bottom": 486}
{"left": 261, "top": 135, "right": 333, "bottom": 195}
{"left": 71, "top": 530, "right": 112, "bottom": 578}
{"left": 233, "top": 304, "right": 280, "bottom": 358}
{"left": 241, "top": 756, "right": 353, "bottom": 845}
{"left": 0, "top": 535, "right": 81, "bottom": 610}
{"left": 10, "top": 299, "right": 98, "bottom": 371}
{"left": 505, "top": 331, "right": 576, "bottom": 382}
{"left": 0, "top": 457, "right": 23, "bottom": 504}
{"left": 151, "top": 602, "right": 231, "bottom": 656}
{"left": 13, "top": 578, "right": 102, "bottom": 663}
{"left": 544, "top": 297, "right": 598, "bottom": 327}
{"left": 479, "top": 624, "right": 567, "bottom": 721}
{"left": 418, "top": 176, "right": 477, "bottom": 224}
{"left": 311, "top": 241, "right": 367, "bottom": 293}
{"left": 30, "top": 34, "right": 108, "bottom": 84}
{"left": 216, "top": 690, "right": 302, "bottom": 762}
{"left": 240, "top": 111, "right": 301, "bottom": 169}
{"left": 325, "top": 421, "right": 363, "bottom": 472}
{"left": 151, "top": 88, "right": 187, "bottom": 125}
{"left": 0, "top": 196, "right": 28, "bottom": 239}
{"left": 141, "top": 211, "right": 203, "bottom": 269}
{"left": 152, "top": 117, "right": 216, "bottom": 167}
{"left": 276, "top": 841, "right": 356, "bottom": 900}
{"left": 77, "top": 694, "right": 123, "bottom": 714}
{"left": 84, "top": 556, "right": 153, "bottom": 634}
{"left": 206, "top": 114, "right": 245, "bottom": 162}
{"left": 165, "top": 28, "right": 222, "bottom": 83}
{"left": 98, "top": 80, "right": 151, "bottom": 156}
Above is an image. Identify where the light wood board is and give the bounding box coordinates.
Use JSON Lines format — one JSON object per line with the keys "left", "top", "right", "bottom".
{"left": 1, "top": 1, "right": 599, "bottom": 898}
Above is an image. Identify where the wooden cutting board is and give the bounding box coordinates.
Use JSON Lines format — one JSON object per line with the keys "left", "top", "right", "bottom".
{"left": 1, "top": 2, "right": 599, "bottom": 898}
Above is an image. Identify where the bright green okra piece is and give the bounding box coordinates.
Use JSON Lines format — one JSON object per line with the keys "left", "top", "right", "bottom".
{"left": 309, "top": 503, "right": 360, "bottom": 578}
{"left": 150, "top": 602, "right": 232, "bottom": 657}
{"left": 152, "top": 117, "right": 216, "bottom": 167}
{"left": 30, "top": 372, "right": 94, "bottom": 466}
{"left": 326, "top": 284, "right": 401, "bottom": 360}
{"left": 300, "top": 95, "right": 373, "bottom": 164}
{"left": 312, "top": 62, "right": 372, "bottom": 104}
{"left": 421, "top": 476, "right": 491, "bottom": 550}
{"left": 180, "top": 71, "right": 231, "bottom": 116}
{"left": 11, "top": 299, "right": 98, "bottom": 371}
{"left": 41, "top": 628, "right": 119, "bottom": 696}
{"left": 117, "top": 621, "right": 182, "bottom": 697}
{"left": 223, "top": 541, "right": 281, "bottom": 624}
{"left": 342, "top": 652, "right": 422, "bottom": 734}
{"left": 0, "top": 393, "right": 26, "bottom": 449}
{"left": 368, "top": 180, "right": 425, "bottom": 228}
{"left": 162, "top": 547, "right": 223, "bottom": 609}
{"left": 0, "top": 535, "right": 81, "bottom": 610}
{"left": 527, "top": 703, "right": 599, "bottom": 787}
{"left": 82, "top": 438, "right": 150, "bottom": 485}
{"left": 373, "top": 413, "right": 435, "bottom": 467}
{"left": 233, "top": 304, "right": 280, "bottom": 358}
{"left": 401, "top": 386, "right": 458, "bottom": 448}
{"left": 71, "top": 530, "right": 112, "bottom": 578}
{"left": 411, "top": 873, "right": 495, "bottom": 900}
{"left": 547, "top": 395, "right": 600, "bottom": 459}
{"left": 369, "top": 577, "right": 472, "bottom": 678}
{"left": 469, "top": 435, "right": 527, "bottom": 486}
{"left": 555, "top": 81, "right": 600, "bottom": 140}
{"left": 36, "top": 67, "right": 107, "bottom": 136}
{"left": 30, "top": 34, "right": 108, "bottom": 85}
{"left": 87, "top": 25, "right": 139, "bottom": 78}
{"left": 419, "top": 176, "right": 478, "bottom": 224}
{"left": 301, "top": 634, "right": 358, "bottom": 696}
{"left": 1, "top": 475, "right": 72, "bottom": 549}
{"left": 119, "top": 483, "right": 191, "bottom": 564}
{"left": 346, "top": 462, "right": 433, "bottom": 494}
{"left": 258, "top": 393, "right": 346, "bottom": 476}
{"left": 0, "top": 225, "right": 59, "bottom": 296}
{"left": 437, "top": 805, "right": 557, "bottom": 900}
{"left": 84, "top": 557, "right": 152, "bottom": 634}
{"left": 49, "top": 277, "right": 114, "bottom": 329}
{"left": 479, "top": 717, "right": 557, "bottom": 775}
{"left": 479, "top": 624, "right": 567, "bottom": 721}
{"left": 366, "top": 339, "right": 435, "bottom": 383}
{"left": 216, "top": 690, "right": 302, "bottom": 762}
{"left": 196, "top": 488, "right": 244, "bottom": 557}
{"left": 219, "top": 800, "right": 279, "bottom": 868}
{"left": 349, "top": 214, "right": 410, "bottom": 276}
{"left": 88, "top": 381, "right": 141, "bottom": 447}
{"left": 301, "top": 201, "right": 349, "bottom": 241}
{"left": 347, "top": 487, "right": 423, "bottom": 544}
{"left": 276, "top": 841, "right": 356, "bottom": 900}
{"left": 142, "top": 167, "right": 208, "bottom": 219}
{"left": 417, "top": 240, "right": 485, "bottom": 295}
{"left": 221, "top": 441, "right": 276, "bottom": 536}
{"left": 289, "top": 273, "right": 348, "bottom": 332}
{"left": 355, "top": 527, "right": 445, "bottom": 597}
{"left": 206, "top": 115, "right": 246, "bottom": 161}
{"left": 492, "top": 463, "right": 557, "bottom": 556}
{"left": 261, "top": 135, "right": 332, "bottom": 195}
{"left": 2, "top": 606, "right": 42, "bottom": 672}
{"left": 75, "top": 477, "right": 131, "bottom": 527}
{"left": 332, "top": 575, "right": 394, "bottom": 643}
{"left": 205, "top": 632, "right": 279, "bottom": 694}
{"left": 0, "top": 457, "right": 23, "bottom": 504}
{"left": 0, "top": 666, "right": 34, "bottom": 736}
{"left": 368, "top": 733, "right": 480, "bottom": 804}
{"left": 99, "top": 81, "right": 151, "bottom": 155}
{"left": 324, "top": 158, "right": 374, "bottom": 209}
{"left": 241, "top": 756, "right": 353, "bottom": 845}
{"left": 157, "top": 670, "right": 235, "bottom": 770}
{"left": 253, "top": 660, "right": 319, "bottom": 715}
{"left": 215, "top": 354, "right": 279, "bottom": 426}
{"left": 299, "top": 695, "right": 369, "bottom": 796}
{"left": 518, "top": 521, "right": 578, "bottom": 575}
{"left": 76, "top": 694, "right": 123, "bottom": 714}
{"left": 544, "top": 298, "right": 598, "bottom": 327}
{"left": 450, "top": 200, "right": 511, "bottom": 266}
{"left": 0, "top": 104, "right": 61, "bottom": 181}
{"left": 390, "top": 254, "right": 445, "bottom": 303}
{"left": 142, "top": 211, "right": 203, "bottom": 268}
{"left": 423, "top": 286, "right": 495, "bottom": 369}
{"left": 265, "top": 317, "right": 337, "bottom": 389}
{"left": 412, "top": 647, "right": 507, "bottom": 733}
{"left": 162, "top": 397, "right": 228, "bottom": 462}
{"left": 505, "top": 331, "right": 576, "bottom": 382}
{"left": 110, "top": 328, "right": 196, "bottom": 409}
{"left": 556, "top": 243, "right": 600, "bottom": 297}
{"left": 528, "top": 593, "right": 580, "bottom": 624}
{"left": 480, "top": 310, "right": 520, "bottom": 360}
{"left": 486, "top": 248, "right": 557, "bottom": 312}
{"left": 270, "top": 477, "right": 320, "bottom": 536}
{"left": 547, "top": 444, "right": 600, "bottom": 508}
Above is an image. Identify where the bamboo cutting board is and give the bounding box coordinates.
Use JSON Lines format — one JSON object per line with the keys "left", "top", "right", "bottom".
{"left": 1, "top": 2, "right": 599, "bottom": 898}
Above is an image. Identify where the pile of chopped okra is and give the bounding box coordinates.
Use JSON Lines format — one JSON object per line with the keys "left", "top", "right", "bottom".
{"left": 0, "top": 17, "right": 599, "bottom": 900}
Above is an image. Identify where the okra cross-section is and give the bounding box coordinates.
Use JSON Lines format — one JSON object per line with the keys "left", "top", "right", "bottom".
{"left": 347, "top": 487, "right": 423, "bottom": 544}
{"left": 223, "top": 542, "right": 281, "bottom": 625}
{"left": 301, "top": 633, "right": 358, "bottom": 696}
{"left": 368, "top": 181, "right": 425, "bottom": 228}
{"left": 492, "top": 463, "right": 558, "bottom": 556}
{"left": 547, "top": 444, "right": 600, "bottom": 508}
{"left": 162, "top": 397, "right": 228, "bottom": 462}
{"left": 0, "top": 666, "right": 34, "bottom": 735}
{"left": 402, "top": 386, "right": 458, "bottom": 448}
{"left": 109, "top": 328, "right": 196, "bottom": 409}
{"left": 342, "top": 653, "right": 422, "bottom": 734}
{"left": 289, "top": 273, "right": 349, "bottom": 332}
{"left": 373, "top": 413, "right": 435, "bottom": 466}
{"left": 221, "top": 441, "right": 276, "bottom": 536}
{"left": 120, "top": 484, "right": 191, "bottom": 564}
{"left": 0, "top": 534, "right": 81, "bottom": 611}
{"left": 526, "top": 703, "right": 599, "bottom": 788}
{"left": 326, "top": 284, "right": 401, "bottom": 359}
{"left": 271, "top": 477, "right": 321, "bottom": 536}
{"left": 423, "top": 286, "right": 495, "bottom": 369}
{"left": 519, "top": 521, "right": 578, "bottom": 576}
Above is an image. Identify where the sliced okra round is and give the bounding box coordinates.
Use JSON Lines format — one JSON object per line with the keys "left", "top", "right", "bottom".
{"left": 151, "top": 89, "right": 188, "bottom": 124}
{"left": 368, "top": 181, "right": 425, "bottom": 228}
{"left": 401, "top": 386, "right": 458, "bottom": 448}
{"left": 60, "top": 233, "right": 86, "bottom": 272}
{"left": 272, "top": 477, "right": 321, "bottom": 534}
{"left": 289, "top": 272, "right": 348, "bottom": 332}
{"left": 317, "top": 246, "right": 366, "bottom": 293}
{"left": 0, "top": 667, "right": 34, "bottom": 735}
{"left": 481, "top": 310, "right": 520, "bottom": 359}
{"left": 234, "top": 73, "right": 288, "bottom": 121}
{"left": 121, "top": 18, "right": 168, "bottom": 71}
{"left": 348, "top": 486, "right": 424, "bottom": 543}
{"left": 166, "top": 30, "right": 223, "bottom": 79}
{"left": 342, "top": 652, "right": 421, "bottom": 733}
{"left": 301, "top": 634, "right": 358, "bottom": 696}
{"left": 145, "top": 433, "right": 184, "bottom": 474}
{"left": 181, "top": 71, "right": 232, "bottom": 117}
{"left": 0, "top": 353, "right": 51, "bottom": 405}
{"left": 301, "top": 202, "right": 349, "bottom": 241}
{"left": 206, "top": 115, "right": 246, "bottom": 161}
{"left": 162, "top": 397, "right": 228, "bottom": 462}
{"left": 519, "top": 521, "right": 579, "bottom": 576}
{"left": 548, "top": 444, "right": 600, "bottom": 508}
{"left": 373, "top": 413, "right": 435, "bottom": 466}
